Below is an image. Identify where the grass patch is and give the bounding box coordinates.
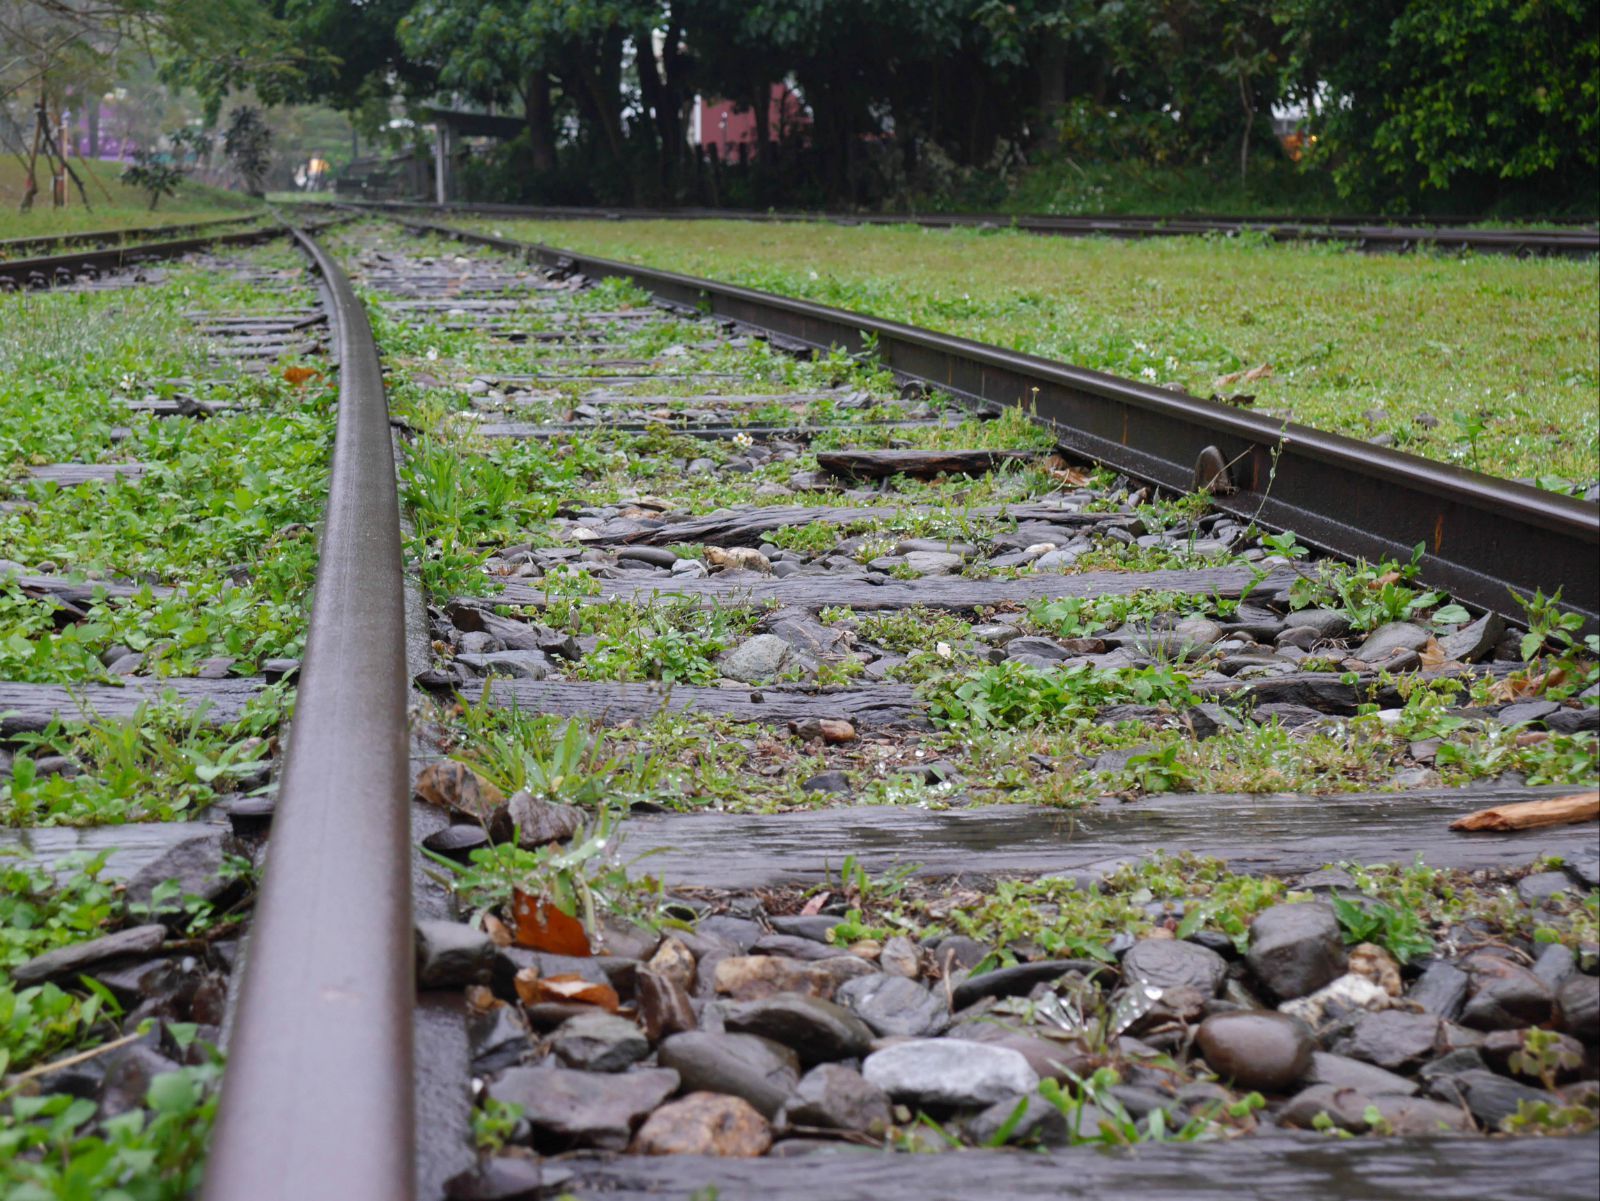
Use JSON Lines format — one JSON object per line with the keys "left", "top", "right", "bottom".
{"left": 0, "top": 158, "right": 259, "bottom": 242}
{"left": 467, "top": 217, "right": 1599, "bottom": 488}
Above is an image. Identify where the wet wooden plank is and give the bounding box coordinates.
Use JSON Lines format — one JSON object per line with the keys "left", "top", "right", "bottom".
{"left": 2, "top": 571, "right": 174, "bottom": 602}
{"left": 560, "top": 1134, "right": 1598, "bottom": 1201}
{"left": 581, "top": 502, "right": 1105, "bottom": 547}
{"left": 817, "top": 448, "right": 1040, "bottom": 479}
{"left": 23, "top": 463, "right": 146, "bottom": 486}
{"left": 479, "top": 680, "right": 923, "bottom": 728}
{"left": 576, "top": 391, "right": 847, "bottom": 407}
{"left": 478, "top": 420, "right": 948, "bottom": 441}
{"left": 618, "top": 782, "right": 1599, "bottom": 889}
{"left": 0, "top": 819, "right": 230, "bottom": 880}
{"left": 491, "top": 565, "right": 1279, "bottom": 612}
{"left": 0, "top": 677, "right": 268, "bottom": 734}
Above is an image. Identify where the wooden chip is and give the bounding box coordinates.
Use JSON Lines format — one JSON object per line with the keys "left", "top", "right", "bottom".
{"left": 512, "top": 889, "right": 592, "bottom": 956}
{"left": 282, "top": 366, "right": 321, "bottom": 385}
{"left": 1449, "top": 791, "right": 1599, "bottom": 832}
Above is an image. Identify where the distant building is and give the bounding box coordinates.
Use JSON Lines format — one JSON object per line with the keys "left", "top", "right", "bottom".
{"left": 691, "top": 83, "right": 808, "bottom": 162}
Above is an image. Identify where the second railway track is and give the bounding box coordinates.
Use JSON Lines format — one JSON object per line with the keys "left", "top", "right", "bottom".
{"left": 1, "top": 218, "right": 1596, "bottom": 1199}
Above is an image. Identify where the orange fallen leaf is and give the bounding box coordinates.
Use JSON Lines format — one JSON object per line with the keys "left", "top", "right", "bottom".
{"left": 282, "top": 365, "right": 321, "bottom": 386}
{"left": 1449, "top": 791, "right": 1598, "bottom": 832}
{"left": 514, "top": 968, "right": 619, "bottom": 1012}
{"left": 1419, "top": 637, "right": 1458, "bottom": 672}
{"left": 800, "top": 891, "right": 830, "bottom": 917}
{"left": 482, "top": 913, "right": 513, "bottom": 947}
{"left": 414, "top": 761, "right": 505, "bottom": 823}
{"left": 512, "top": 889, "right": 591, "bottom": 956}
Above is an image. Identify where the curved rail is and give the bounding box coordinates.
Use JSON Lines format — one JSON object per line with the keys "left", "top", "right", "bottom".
{"left": 388, "top": 213, "right": 1599, "bottom": 629}
{"left": 201, "top": 224, "right": 414, "bottom": 1201}
{"left": 337, "top": 198, "right": 1598, "bottom": 258}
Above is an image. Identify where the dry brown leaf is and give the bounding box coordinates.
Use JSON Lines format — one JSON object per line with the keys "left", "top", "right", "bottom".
{"left": 1514, "top": 731, "right": 1550, "bottom": 748}
{"left": 800, "top": 891, "right": 830, "bottom": 916}
{"left": 414, "top": 761, "right": 505, "bottom": 823}
{"left": 482, "top": 913, "right": 513, "bottom": 947}
{"left": 512, "top": 889, "right": 592, "bottom": 956}
{"left": 1418, "top": 636, "right": 1458, "bottom": 672}
{"left": 282, "top": 365, "right": 321, "bottom": 386}
{"left": 514, "top": 968, "right": 619, "bottom": 1011}
{"left": 1449, "top": 791, "right": 1599, "bottom": 832}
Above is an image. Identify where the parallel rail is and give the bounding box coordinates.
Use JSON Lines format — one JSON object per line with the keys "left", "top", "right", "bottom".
{"left": 342, "top": 198, "right": 1599, "bottom": 258}
{"left": 384, "top": 213, "right": 1600, "bottom": 630}
{"left": 0, "top": 212, "right": 264, "bottom": 260}
{"left": 0, "top": 219, "right": 312, "bottom": 288}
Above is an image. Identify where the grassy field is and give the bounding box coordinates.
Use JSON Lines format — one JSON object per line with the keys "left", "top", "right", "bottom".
{"left": 467, "top": 217, "right": 1599, "bottom": 489}
{"left": 0, "top": 157, "right": 259, "bottom": 240}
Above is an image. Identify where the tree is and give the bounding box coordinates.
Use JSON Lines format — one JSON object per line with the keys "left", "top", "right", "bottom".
{"left": 224, "top": 105, "right": 271, "bottom": 195}
{"left": 121, "top": 146, "right": 186, "bottom": 209}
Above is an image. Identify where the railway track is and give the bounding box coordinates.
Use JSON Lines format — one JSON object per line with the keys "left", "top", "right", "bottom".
{"left": 1, "top": 219, "right": 1596, "bottom": 1199}
{"left": 345, "top": 198, "right": 1600, "bottom": 259}
{"left": 0, "top": 212, "right": 266, "bottom": 261}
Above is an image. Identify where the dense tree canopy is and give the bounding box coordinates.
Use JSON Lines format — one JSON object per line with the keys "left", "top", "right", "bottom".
{"left": 9, "top": 0, "right": 1594, "bottom": 211}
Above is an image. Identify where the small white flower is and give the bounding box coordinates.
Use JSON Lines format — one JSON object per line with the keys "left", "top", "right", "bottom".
{"left": 935, "top": 641, "right": 953, "bottom": 659}
{"left": 732, "top": 432, "right": 753, "bottom": 447}
{"left": 808, "top": 270, "right": 819, "bottom": 280}
{"left": 1140, "top": 366, "right": 1158, "bottom": 381}
{"left": 425, "top": 347, "right": 439, "bottom": 361}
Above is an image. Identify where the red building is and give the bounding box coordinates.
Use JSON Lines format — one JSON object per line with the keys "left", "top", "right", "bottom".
{"left": 691, "top": 83, "right": 808, "bottom": 161}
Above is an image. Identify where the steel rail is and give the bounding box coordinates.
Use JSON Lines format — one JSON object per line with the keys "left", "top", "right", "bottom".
{"left": 391, "top": 213, "right": 1599, "bottom": 629}
{"left": 0, "top": 219, "right": 338, "bottom": 287}
{"left": 0, "top": 212, "right": 265, "bottom": 259}
{"left": 202, "top": 225, "right": 414, "bottom": 1201}
{"left": 336, "top": 198, "right": 1598, "bottom": 258}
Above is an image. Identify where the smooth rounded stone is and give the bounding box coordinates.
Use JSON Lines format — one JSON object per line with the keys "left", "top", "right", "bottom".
{"left": 1288, "top": 609, "right": 1352, "bottom": 639}
{"left": 617, "top": 546, "right": 678, "bottom": 568}
{"left": 637, "top": 967, "right": 698, "bottom": 1042}
{"left": 444, "top": 1155, "right": 565, "bottom": 1201}
{"left": 1278, "top": 973, "right": 1390, "bottom": 1028}
{"left": 1459, "top": 956, "right": 1554, "bottom": 1030}
{"left": 488, "top": 1065, "right": 679, "bottom": 1150}
{"left": 1481, "top": 1028, "right": 1587, "bottom": 1083}
{"left": 499, "top": 791, "right": 583, "bottom": 849}
{"left": 713, "top": 954, "right": 874, "bottom": 1002}
{"left": 770, "top": 915, "right": 845, "bottom": 943}
{"left": 950, "top": 958, "right": 1106, "bottom": 1009}
{"left": 902, "top": 551, "right": 964, "bottom": 576}
{"left": 800, "top": 770, "right": 851, "bottom": 794}
{"left": 671, "top": 558, "right": 708, "bottom": 579}
{"left": 1246, "top": 902, "right": 1347, "bottom": 1001}
{"left": 835, "top": 973, "right": 948, "bottom": 1038}
{"left": 724, "top": 993, "right": 875, "bottom": 1065}
{"left": 456, "top": 650, "right": 552, "bottom": 679}
{"left": 1003, "top": 636, "right": 1071, "bottom": 662}
{"left": 1556, "top": 973, "right": 1599, "bottom": 1042}
{"left": 1365, "top": 1093, "right": 1477, "bottom": 1135}
{"left": 933, "top": 936, "right": 992, "bottom": 972}
{"left": 97, "top": 1043, "right": 184, "bottom": 1119}
{"left": 551, "top": 1011, "right": 651, "bottom": 1072}
{"left": 421, "top": 823, "right": 492, "bottom": 860}
{"left": 781, "top": 1063, "right": 893, "bottom": 1135}
{"left": 1278, "top": 1084, "right": 1379, "bottom": 1133}
{"left": 1302, "top": 1051, "right": 1417, "bottom": 1096}
{"left": 1032, "top": 549, "right": 1079, "bottom": 570}
{"left": 123, "top": 828, "right": 246, "bottom": 911}
{"left": 952, "top": 1023, "right": 1093, "bottom": 1082}
{"left": 647, "top": 936, "right": 697, "bottom": 991}
{"left": 658, "top": 1031, "right": 800, "bottom": 1118}
{"left": 880, "top": 936, "right": 921, "bottom": 979}
{"left": 1352, "top": 621, "right": 1430, "bottom": 663}
{"left": 862, "top": 1039, "right": 1038, "bottom": 1110}
{"left": 1275, "top": 626, "right": 1323, "bottom": 650}
{"left": 1338, "top": 1010, "right": 1443, "bottom": 1070}
{"left": 971, "top": 623, "right": 1023, "bottom": 647}
{"left": 631, "top": 1092, "right": 772, "bottom": 1157}
{"left": 1121, "top": 938, "right": 1228, "bottom": 997}
{"left": 750, "top": 933, "right": 850, "bottom": 962}
{"left": 697, "top": 915, "right": 770, "bottom": 952}
{"left": 1407, "top": 959, "right": 1471, "bottom": 1021}
{"left": 1173, "top": 617, "right": 1224, "bottom": 646}
{"left": 1519, "top": 870, "right": 1575, "bottom": 905}
{"left": 414, "top": 920, "right": 494, "bottom": 989}
{"left": 1531, "top": 942, "right": 1577, "bottom": 989}
{"left": 1427, "top": 1068, "right": 1556, "bottom": 1129}
{"left": 718, "top": 634, "right": 807, "bottom": 683}
{"left": 964, "top": 1093, "right": 1070, "bottom": 1147}
{"left": 1195, "top": 1012, "right": 1314, "bottom": 1093}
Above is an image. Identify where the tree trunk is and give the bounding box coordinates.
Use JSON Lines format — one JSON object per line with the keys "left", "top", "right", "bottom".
{"left": 1238, "top": 74, "right": 1256, "bottom": 187}
{"left": 524, "top": 73, "right": 555, "bottom": 172}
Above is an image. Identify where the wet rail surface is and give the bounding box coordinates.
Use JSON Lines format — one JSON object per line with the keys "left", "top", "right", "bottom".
{"left": 3, "top": 222, "right": 1596, "bottom": 1199}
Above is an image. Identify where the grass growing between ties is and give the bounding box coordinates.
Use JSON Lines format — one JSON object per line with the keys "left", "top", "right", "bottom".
{"left": 467, "top": 217, "right": 1599, "bottom": 489}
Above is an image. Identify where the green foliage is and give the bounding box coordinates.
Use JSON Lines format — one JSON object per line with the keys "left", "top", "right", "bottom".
{"left": 0, "top": 1061, "right": 220, "bottom": 1200}
{"left": 471, "top": 1097, "right": 524, "bottom": 1152}
{"left": 120, "top": 149, "right": 188, "bottom": 212}
{"left": 926, "top": 661, "right": 1196, "bottom": 730}
{"left": 1508, "top": 1027, "right": 1586, "bottom": 1091}
{"left": 1330, "top": 893, "right": 1435, "bottom": 964}
{"left": 0, "top": 854, "right": 119, "bottom": 971}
